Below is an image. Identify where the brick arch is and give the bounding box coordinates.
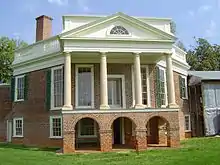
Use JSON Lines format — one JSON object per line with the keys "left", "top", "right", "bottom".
{"left": 72, "top": 115, "right": 102, "bottom": 130}
{"left": 106, "top": 115, "right": 138, "bottom": 130}
{"left": 145, "top": 115, "right": 170, "bottom": 127}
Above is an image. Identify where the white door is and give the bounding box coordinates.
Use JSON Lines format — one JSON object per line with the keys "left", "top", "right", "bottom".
{"left": 108, "top": 78, "right": 122, "bottom": 108}
{"left": 6, "top": 120, "right": 12, "bottom": 142}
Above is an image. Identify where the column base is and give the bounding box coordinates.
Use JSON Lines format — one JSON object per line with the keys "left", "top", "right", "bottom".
{"left": 100, "top": 104, "right": 110, "bottom": 109}
{"left": 62, "top": 105, "right": 73, "bottom": 110}
{"left": 134, "top": 104, "right": 146, "bottom": 109}
{"left": 167, "top": 103, "right": 179, "bottom": 108}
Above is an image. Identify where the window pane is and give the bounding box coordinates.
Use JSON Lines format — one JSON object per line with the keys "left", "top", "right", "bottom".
{"left": 53, "top": 68, "right": 63, "bottom": 107}
{"left": 17, "top": 77, "right": 24, "bottom": 100}
{"left": 141, "top": 67, "right": 148, "bottom": 105}
{"left": 78, "top": 67, "right": 92, "bottom": 106}
{"left": 185, "top": 116, "right": 190, "bottom": 130}
{"left": 52, "top": 118, "right": 61, "bottom": 137}
{"left": 15, "top": 119, "right": 23, "bottom": 136}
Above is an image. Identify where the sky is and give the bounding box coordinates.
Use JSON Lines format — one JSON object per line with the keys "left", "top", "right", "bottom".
{"left": 0, "top": 0, "right": 220, "bottom": 49}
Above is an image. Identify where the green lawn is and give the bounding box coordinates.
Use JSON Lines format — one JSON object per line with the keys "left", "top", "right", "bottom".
{"left": 0, "top": 137, "right": 219, "bottom": 165}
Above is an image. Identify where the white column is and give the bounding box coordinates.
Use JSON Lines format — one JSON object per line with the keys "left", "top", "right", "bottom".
{"left": 62, "top": 52, "right": 73, "bottom": 110}
{"left": 134, "top": 52, "right": 144, "bottom": 109}
{"left": 166, "top": 54, "right": 178, "bottom": 108}
{"left": 100, "top": 52, "right": 109, "bottom": 109}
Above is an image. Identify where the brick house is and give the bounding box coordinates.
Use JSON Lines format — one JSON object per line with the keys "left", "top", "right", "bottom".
{"left": 1, "top": 12, "right": 191, "bottom": 153}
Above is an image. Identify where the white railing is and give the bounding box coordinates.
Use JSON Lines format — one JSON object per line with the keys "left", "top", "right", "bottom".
{"left": 14, "top": 37, "right": 61, "bottom": 65}
{"left": 172, "top": 45, "right": 187, "bottom": 63}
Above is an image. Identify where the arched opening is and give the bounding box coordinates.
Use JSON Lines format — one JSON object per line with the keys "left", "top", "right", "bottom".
{"left": 146, "top": 116, "right": 170, "bottom": 147}
{"left": 75, "top": 117, "right": 100, "bottom": 151}
{"left": 111, "top": 117, "right": 136, "bottom": 149}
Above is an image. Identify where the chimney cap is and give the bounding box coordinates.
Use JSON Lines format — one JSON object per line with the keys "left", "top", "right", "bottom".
{"left": 36, "top": 15, "right": 53, "bottom": 21}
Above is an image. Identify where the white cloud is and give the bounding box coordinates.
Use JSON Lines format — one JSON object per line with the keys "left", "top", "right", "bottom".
{"left": 198, "top": 5, "right": 212, "bottom": 13}
{"left": 205, "top": 20, "right": 217, "bottom": 37}
{"left": 77, "top": 0, "right": 90, "bottom": 12}
{"left": 48, "top": 0, "right": 68, "bottom": 6}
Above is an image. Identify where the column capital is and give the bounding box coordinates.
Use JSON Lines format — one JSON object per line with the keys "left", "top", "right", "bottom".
{"left": 64, "top": 52, "right": 71, "bottom": 55}
{"left": 100, "top": 51, "right": 108, "bottom": 55}
{"left": 133, "top": 52, "right": 142, "bottom": 55}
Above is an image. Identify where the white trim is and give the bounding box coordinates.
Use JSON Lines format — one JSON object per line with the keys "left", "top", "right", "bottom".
{"left": 50, "top": 66, "right": 64, "bottom": 110}
{"left": 107, "top": 74, "right": 126, "bottom": 109}
{"left": 180, "top": 75, "right": 188, "bottom": 99}
{"left": 6, "top": 120, "right": 12, "bottom": 142}
{"left": 78, "top": 119, "right": 97, "bottom": 138}
{"left": 131, "top": 65, "right": 135, "bottom": 107}
{"left": 49, "top": 116, "right": 63, "bottom": 138}
{"left": 14, "top": 75, "right": 25, "bottom": 102}
{"left": 184, "top": 115, "right": 191, "bottom": 132}
{"left": 75, "top": 64, "right": 94, "bottom": 109}
{"left": 13, "top": 117, "right": 23, "bottom": 138}
{"left": 62, "top": 108, "right": 179, "bottom": 114}
{"left": 157, "top": 65, "right": 168, "bottom": 107}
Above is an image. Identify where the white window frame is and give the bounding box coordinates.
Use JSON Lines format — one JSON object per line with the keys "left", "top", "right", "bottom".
{"left": 49, "top": 116, "right": 63, "bottom": 138}
{"left": 78, "top": 119, "right": 97, "bottom": 138}
{"left": 131, "top": 65, "right": 151, "bottom": 108}
{"left": 107, "top": 74, "right": 126, "bottom": 109}
{"left": 51, "top": 66, "right": 64, "bottom": 110}
{"left": 13, "top": 117, "right": 23, "bottom": 138}
{"left": 15, "top": 75, "right": 25, "bottom": 102}
{"left": 184, "top": 115, "right": 191, "bottom": 132}
{"left": 180, "top": 75, "right": 188, "bottom": 99}
{"left": 75, "top": 64, "right": 94, "bottom": 109}
{"left": 158, "top": 66, "right": 168, "bottom": 108}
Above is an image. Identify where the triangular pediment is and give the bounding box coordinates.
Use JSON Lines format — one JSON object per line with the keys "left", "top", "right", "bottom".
{"left": 60, "top": 12, "right": 176, "bottom": 41}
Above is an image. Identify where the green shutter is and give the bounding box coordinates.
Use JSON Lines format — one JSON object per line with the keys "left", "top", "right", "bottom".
{"left": 24, "top": 74, "right": 29, "bottom": 100}
{"left": 10, "top": 77, "right": 15, "bottom": 102}
{"left": 179, "top": 75, "right": 183, "bottom": 98}
{"left": 46, "top": 69, "right": 51, "bottom": 110}
{"left": 155, "top": 66, "right": 161, "bottom": 108}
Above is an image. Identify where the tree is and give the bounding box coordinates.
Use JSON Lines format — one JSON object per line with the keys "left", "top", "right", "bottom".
{"left": 170, "top": 21, "right": 176, "bottom": 34}
{"left": 186, "top": 38, "right": 220, "bottom": 71}
{"left": 0, "top": 37, "right": 28, "bottom": 83}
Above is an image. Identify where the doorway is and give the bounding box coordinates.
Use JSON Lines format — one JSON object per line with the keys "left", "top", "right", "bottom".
{"left": 113, "top": 118, "right": 123, "bottom": 144}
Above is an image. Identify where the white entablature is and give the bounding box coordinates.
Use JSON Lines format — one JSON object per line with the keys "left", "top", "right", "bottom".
{"left": 13, "top": 12, "right": 190, "bottom": 76}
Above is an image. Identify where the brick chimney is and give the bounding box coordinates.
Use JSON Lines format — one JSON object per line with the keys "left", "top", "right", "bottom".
{"left": 35, "top": 15, "right": 53, "bottom": 42}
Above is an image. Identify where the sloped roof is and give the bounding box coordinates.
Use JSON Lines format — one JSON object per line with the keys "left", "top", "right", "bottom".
{"left": 188, "top": 71, "right": 220, "bottom": 86}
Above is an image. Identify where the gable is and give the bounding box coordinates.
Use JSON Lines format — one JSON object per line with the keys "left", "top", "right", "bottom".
{"left": 60, "top": 12, "right": 176, "bottom": 41}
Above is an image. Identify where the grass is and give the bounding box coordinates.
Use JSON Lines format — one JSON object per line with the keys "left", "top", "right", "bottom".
{"left": 0, "top": 137, "right": 220, "bottom": 165}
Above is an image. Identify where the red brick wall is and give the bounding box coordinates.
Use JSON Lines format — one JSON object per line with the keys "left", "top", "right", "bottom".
{"left": 11, "top": 69, "right": 62, "bottom": 147}
{"left": 0, "top": 85, "right": 12, "bottom": 142}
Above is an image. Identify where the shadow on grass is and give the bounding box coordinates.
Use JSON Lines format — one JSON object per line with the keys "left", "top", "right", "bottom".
{"left": 0, "top": 143, "right": 59, "bottom": 152}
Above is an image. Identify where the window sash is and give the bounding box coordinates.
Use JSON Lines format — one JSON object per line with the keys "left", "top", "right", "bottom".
{"left": 180, "top": 77, "right": 186, "bottom": 98}
{"left": 15, "top": 76, "right": 25, "bottom": 101}
{"left": 50, "top": 116, "right": 62, "bottom": 138}
{"left": 184, "top": 115, "right": 191, "bottom": 131}
{"left": 78, "top": 119, "right": 96, "bottom": 137}
{"left": 76, "top": 65, "right": 94, "bottom": 108}
{"left": 158, "top": 68, "right": 166, "bottom": 106}
{"left": 13, "top": 118, "right": 23, "bottom": 137}
{"left": 51, "top": 66, "right": 64, "bottom": 109}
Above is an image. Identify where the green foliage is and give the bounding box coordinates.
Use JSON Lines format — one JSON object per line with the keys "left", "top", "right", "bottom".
{"left": 0, "top": 37, "right": 27, "bottom": 83}
{"left": 186, "top": 38, "right": 220, "bottom": 71}
{"left": 170, "top": 21, "right": 176, "bottom": 34}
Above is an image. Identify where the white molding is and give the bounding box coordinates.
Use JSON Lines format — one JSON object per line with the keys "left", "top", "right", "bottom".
{"left": 14, "top": 75, "right": 25, "bottom": 102}
{"left": 78, "top": 119, "right": 97, "bottom": 138}
{"left": 75, "top": 64, "right": 94, "bottom": 109}
{"left": 62, "top": 108, "right": 179, "bottom": 114}
{"left": 50, "top": 66, "right": 64, "bottom": 110}
{"left": 13, "top": 117, "right": 23, "bottom": 138}
{"left": 131, "top": 65, "right": 135, "bottom": 107}
{"left": 13, "top": 55, "right": 64, "bottom": 76}
{"left": 49, "top": 116, "right": 63, "bottom": 138}
{"left": 184, "top": 115, "right": 191, "bottom": 132}
{"left": 107, "top": 74, "right": 126, "bottom": 109}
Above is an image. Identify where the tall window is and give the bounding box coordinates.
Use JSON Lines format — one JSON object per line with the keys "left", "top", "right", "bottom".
{"left": 78, "top": 118, "right": 96, "bottom": 137}
{"left": 179, "top": 76, "right": 187, "bottom": 99}
{"left": 13, "top": 117, "right": 23, "bottom": 137}
{"left": 159, "top": 68, "right": 166, "bottom": 106}
{"left": 141, "top": 66, "right": 149, "bottom": 105}
{"left": 76, "top": 65, "right": 94, "bottom": 108}
{"left": 15, "top": 75, "right": 25, "bottom": 101}
{"left": 50, "top": 116, "right": 62, "bottom": 138}
{"left": 110, "top": 26, "right": 129, "bottom": 35}
{"left": 51, "top": 66, "right": 63, "bottom": 108}
{"left": 184, "top": 115, "right": 191, "bottom": 131}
